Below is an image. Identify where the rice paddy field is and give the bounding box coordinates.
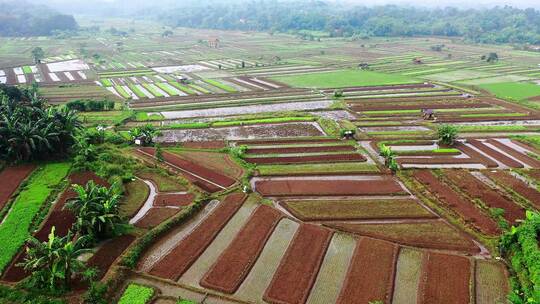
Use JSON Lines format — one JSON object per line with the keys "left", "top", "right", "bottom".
{"left": 1, "top": 16, "right": 540, "bottom": 304}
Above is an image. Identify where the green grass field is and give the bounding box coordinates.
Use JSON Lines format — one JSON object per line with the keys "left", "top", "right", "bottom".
{"left": 478, "top": 82, "right": 540, "bottom": 101}
{"left": 271, "top": 70, "right": 416, "bottom": 88}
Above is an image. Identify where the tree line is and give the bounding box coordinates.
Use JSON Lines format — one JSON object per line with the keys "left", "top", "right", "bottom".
{"left": 157, "top": 1, "right": 540, "bottom": 44}
{"left": 0, "top": 2, "right": 78, "bottom": 36}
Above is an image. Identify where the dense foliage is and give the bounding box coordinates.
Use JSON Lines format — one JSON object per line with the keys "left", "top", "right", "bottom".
{"left": 500, "top": 211, "right": 540, "bottom": 303}
{"left": 158, "top": 1, "right": 540, "bottom": 44}
{"left": 437, "top": 124, "right": 459, "bottom": 146}
{"left": 0, "top": 86, "right": 81, "bottom": 162}
{"left": 0, "top": 2, "right": 78, "bottom": 36}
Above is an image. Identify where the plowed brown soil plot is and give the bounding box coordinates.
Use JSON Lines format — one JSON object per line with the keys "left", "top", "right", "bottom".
{"left": 398, "top": 157, "right": 480, "bottom": 166}
{"left": 487, "top": 139, "right": 540, "bottom": 168}
{"left": 245, "top": 153, "right": 366, "bottom": 165}
{"left": 0, "top": 164, "right": 36, "bottom": 212}
{"left": 444, "top": 170, "right": 525, "bottom": 224}
{"left": 455, "top": 143, "right": 498, "bottom": 168}
{"left": 246, "top": 145, "right": 356, "bottom": 154}
{"left": 485, "top": 171, "right": 540, "bottom": 209}
{"left": 281, "top": 199, "right": 436, "bottom": 221}
{"left": 418, "top": 253, "right": 471, "bottom": 304}
{"left": 413, "top": 170, "right": 500, "bottom": 235}
{"left": 135, "top": 208, "right": 180, "bottom": 229}
{"left": 256, "top": 178, "right": 406, "bottom": 197}
{"left": 263, "top": 224, "right": 332, "bottom": 304}
{"left": 2, "top": 172, "right": 108, "bottom": 282}
{"left": 200, "top": 205, "right": 283, "bottom": 293}
{"left": 337, "top": 238, "right": 398, "bottom": 304}
{"left": 149, "top": 193, "right": 247, "bottom": 280}
{"left": 328, "top": 221, "right": 479, "bottom": 254}
{"left": 467, "top": 139, "right": 523, "bottom": 168}
{"left": 153, "top": 193, "right": 194, "bottom": 207}
{"left": 238, "top": 138, "right": 340, "bottom": 145}
{"left": 137, "top": 148, "right": 236, "bottom": 191}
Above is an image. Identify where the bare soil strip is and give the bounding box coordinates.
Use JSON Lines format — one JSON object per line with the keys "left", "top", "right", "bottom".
{"left": 263, "top": 224, "right": 333, "bottom": 304}
{"left": 413, "top": 170, "right": 500, "bottom": 235}
{"left": 455, "top": 142, "right": 498, "bottom": 168}
{"left": 238, "top": 138, "right": 340, "bottom": 145}
{"left": 487, "top": 139, "right": 540, "bottom": 168}
{"left": 245, "top": 153, "right": 366, "bottom": 165}
{"left": 153, "top": 193, "right": 194, "bottom": 207}
{"left": 200, "top": 205, "right": 283, "bottom": 293}
{"left": 256, "top": 179, "right": 406, "bottom": 197}
{"left": 467, "top": 139, "right": 524, "bottom": 168}
{"left": 485, "top": 170, "right": 540, "bottom": 208}
{"left": 135, "top": 208, "right": 180, "bottom": 229}
{"left": 443, "top": 170, "right": 525, "bottom": 224}
{"left": 0, "top": 165, "right": 36, "bottom": 212}
{"left": 245, "top": 145, "right": 356, "bottom": 154}
{"left": 417, "top": 252, "right": 471, "bottom": 304}
{"left": 148, "top": 193, "right": 246, "bottom": 280}
{"left": 336, "top": 237, "right": 398, "bottom": 304}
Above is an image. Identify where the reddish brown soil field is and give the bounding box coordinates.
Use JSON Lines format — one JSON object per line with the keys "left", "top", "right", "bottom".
{"left": 487, "top": 139, "right": 540, "bottom": 168}
{"left": 485, "top": 171, "right": 540, "bottom": 209}
{"left": 238, "top": 138, "right": 340, "bottom": 145}
{"left": 467, "top": 139, "right": 523, "bottom": 168}
{"left": 327, "top": 221, "right": 480, "bottom": 254}
{"left": 137, "top": 148, "right": 236, "bottom": 192}
{"left": 2, "top": 172, "right": 108, "bottom": 282}
{"left": 181, "top": 141, "right": 226, "bottom": 149}
{"left": 246, "top": 145, "right": 356, "bottom": 154}
{"left": 0, "top": 164, "right": 36, "bottom": 212}
{"left": 245, "top": 153, "right": 366, "bottom": 165}
{"left": 149, "top": 193, "right": 247, "bottom": 280}
{"left": 444, "top": 170, "right": 525, "bottom": 224}
{"left": 398, "top": 157, "right": 480, "bottom": 166}
{"left": 153, "top": 193, "right": 194, "bottom": 207}
{"left": 200, "top": 205, "right": 283, "bottom": 293}
{"left": 263, "top": 224, "right": 332, "bottom": 304}
{"left": 455, "top": 143, "right": 499, "bottom": 168}
{"left": 255, "top": 178, "right": 406, "bottom": 197}
{"left": 336, "top": 238, "right": 398, "bottom": 304}
{"left": 413, "top": 170, "right": 500, "bottom": 235}
{"left": 418, "top": 253, "right": 471, "bottom": 304}
{"left": 135, "top": 208, "right": 180, "bottom": 229}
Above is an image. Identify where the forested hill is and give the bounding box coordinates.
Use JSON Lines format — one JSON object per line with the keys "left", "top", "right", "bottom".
{"left": 156, "top": 1, "right": 540, "bottom": 44}
{"left": 0, "top": 1, "right": 78, "bottom": 36}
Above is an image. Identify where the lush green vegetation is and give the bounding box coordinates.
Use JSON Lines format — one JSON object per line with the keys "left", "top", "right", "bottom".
{"left": 142, "top": 84, "right": 164, "bottom": 97}
{"left": 0, "top": 162, "right": 71, "bottom": 273}
{"left": 437, "top": 124, "right": 458, "bottom": 146}
{"left": 500, "top": 211, "right": 540, "bottom": 304}
{"left": 169, "top": 82, "right": 197, "bottom": 95}
{"left": 0, "top": 86, "right": 81, "bottom": 161}
{"left": 66, "top": 99, "right": 115, "bottom": 112}
{"left": 117, "top": 284, "right": 154, "bottom": 304}
{"left": 135, "top": 112, "right": 164, "bottom": 121}
{"left": 273, "top": 70, "right": 415, "bottom": 89}
{"left": 158, "top": 2, "right": 540, "bottom": 44}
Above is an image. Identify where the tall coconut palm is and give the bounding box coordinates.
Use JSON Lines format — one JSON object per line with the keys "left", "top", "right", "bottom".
{"left": 19, "top": 227, "right": 92, "bottom": 292}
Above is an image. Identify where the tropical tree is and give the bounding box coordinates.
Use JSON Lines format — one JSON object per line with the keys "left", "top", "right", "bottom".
{"left": 437, "top": 124, "right": 458, "bottom": 146}
{"left": 19, "top": 227, "right": 92, "bottom": 292}
{"left": 128, "top": 124, "right": 161, "bottom": 146}
{"left": 31, "top": 47, "right": 45, "bottom": 64}
{"left": 65, "top": 181, "right": 124, "bottom": 240}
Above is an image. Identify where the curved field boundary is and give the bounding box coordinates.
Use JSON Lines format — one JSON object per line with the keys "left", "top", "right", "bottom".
{"left": 149, "top": 193, "right": 247, "bottom": 280}
{"left": 413, "top": 170, "right": 500, "bottom": 235}
{"left": 245, "top": 145, "right": 356, "bottom": 154}
{"left": 153, "top": 193, "right": 194, "bottom": 207}
{"left": 263, "top": 224, "right": 333, "bottom": 304}
{"left": 280, "top": 199, "right": 437, "bottom": 221}
{"left": 485, "top": 171, "right": 540, "bottom": 209}
{"left": 256, "top": 179, "right": 406, "bottom": 197}
{"left": 475, "top": 260, "right": 509, "bottom": 304}
{"left": 336, "top": 237, "right": 398, "bottom": 304}
{"left": 200, "top": 205, "right": 283, "bottom": 293}
{"left": 443, "top": 170, "right": 525, "bottom": 224}
{"left": 487, "top": 139, "right": 540, "bottom": 168}
{"left": 0, "top": 165, "right": 36, "bottom": 213}
{"left": 136, "top": 148, "right": 235, "bottom": 192}
{"left": 245, "top": 153, "right": 366, "bottom": 165}
{"left": 417, "top": 252, "right": 471, "bottom": 304}
{"left": 391, "top": 248, "right": 423, "bottom": 304}
{"left": 2, "top": 171, "right": 107, "bottom": 282}
{"left": 327, "top": 220, "right": 480, "bottom": 254}
{"left": 467, "top": 139, "right": 524, "bottom": 168}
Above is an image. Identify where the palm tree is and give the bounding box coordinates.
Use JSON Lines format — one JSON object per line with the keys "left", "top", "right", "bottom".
{"left": 65, "top": 181, "right": 124, "bottom": 240}
{"left": 19, "top": 227, "right": 92, "bottom": 292}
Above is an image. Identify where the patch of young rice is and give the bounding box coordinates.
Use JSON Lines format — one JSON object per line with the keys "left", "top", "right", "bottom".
{"left": 118, "top": 284, "right": 154, "bottom": 304}
{"left": 392, "top": 248, "right": 423, "bottom": 304}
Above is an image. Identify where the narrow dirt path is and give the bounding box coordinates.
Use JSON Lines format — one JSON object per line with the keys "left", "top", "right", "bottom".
{"left": 129, "top": 179, "right": 157, "bottom": 225}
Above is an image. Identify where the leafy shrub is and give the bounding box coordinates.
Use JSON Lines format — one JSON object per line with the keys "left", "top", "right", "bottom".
{"left": 437, "top": 124, "right": 458, "bottom": 146}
